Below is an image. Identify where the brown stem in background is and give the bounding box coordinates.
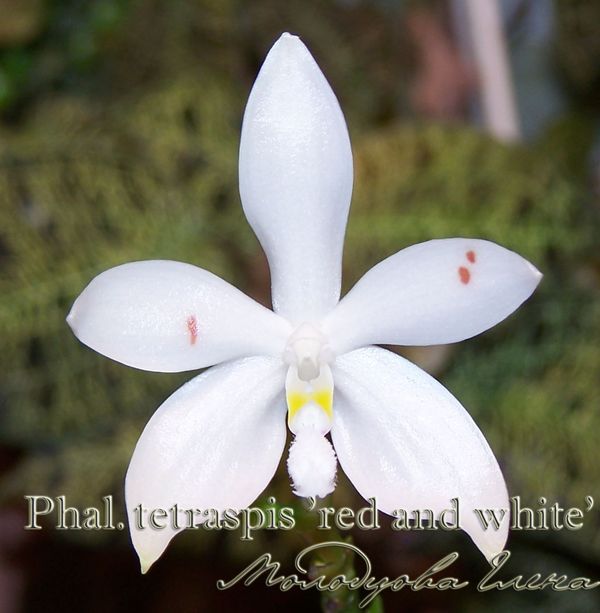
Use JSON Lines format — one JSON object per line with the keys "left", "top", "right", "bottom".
{"left": 406, "top": 8, "right": 475, "bottom": 121}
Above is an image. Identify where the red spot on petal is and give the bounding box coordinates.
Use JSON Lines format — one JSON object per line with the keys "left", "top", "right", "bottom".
{"left": 458, "top": 267, "right": 471, "bottom": 284}
{"left": 466, "top": 250, "right": 476, "bottom": 263}
{"left": 187, "top": 315, "right": 198, "bottom": 345}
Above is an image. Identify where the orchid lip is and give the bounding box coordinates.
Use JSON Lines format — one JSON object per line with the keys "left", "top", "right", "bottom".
{"left": 283, "top": 323, "right": 338, "bottom": 499}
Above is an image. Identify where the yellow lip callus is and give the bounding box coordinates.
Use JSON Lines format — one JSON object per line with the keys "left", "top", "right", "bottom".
{"left": 286, "top": 364, "right": 333, "bottom": 427}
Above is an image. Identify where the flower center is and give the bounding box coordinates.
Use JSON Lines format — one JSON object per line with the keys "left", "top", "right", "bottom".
{"left": 283, "top": 322, "right": 333, "bottom": 381}
{"left": 283, "top": 322, "right": 335, "bottom": 433}
{"left": 283, "top": 323, "right": 337, "bottom": 499}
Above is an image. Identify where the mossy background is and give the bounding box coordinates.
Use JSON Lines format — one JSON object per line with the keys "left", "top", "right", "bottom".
{"left": 0, "top": 0, "right": 599, "bottom": 611}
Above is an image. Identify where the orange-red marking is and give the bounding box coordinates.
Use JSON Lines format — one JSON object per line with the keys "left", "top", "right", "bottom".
{"left": 466, "top": 250, "right": 476, "bottom": 263}
{"left": 458, "top": 266, "right": 471, "bottom": 284}
{"left": 187, "top": 315, "right": 198, "bottom": 345}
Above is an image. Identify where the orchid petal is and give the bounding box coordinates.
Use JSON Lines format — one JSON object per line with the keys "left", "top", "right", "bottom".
{"left": 239, "top": 33, "right": 353, "bottom": 324}
{"left": 331, "top": 346, "right": 509, "bottom": 560}
{"left": 125, "top": 356, "right": 287, "bottom": 572}
{"left": 323, "top": 238, "right": 542, "bottom": 354}
{"left": 67, "top": 260, "right": 292, "bottom": 372}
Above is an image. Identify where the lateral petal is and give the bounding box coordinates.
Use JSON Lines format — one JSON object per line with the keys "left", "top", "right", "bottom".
{"left": 67, "top": 260, "right": 292, "bottom": 372}
{"left": 331, "top": 346, "right": 509, "bottom": 560}
{"left": 125, "top": 356, "right": 287, "bottom": 572}
{"left": 323, "top": 238, "right": 542, "bottom": 353}
{"left": 239, "top": 33, "right": 353, "bottom": 324}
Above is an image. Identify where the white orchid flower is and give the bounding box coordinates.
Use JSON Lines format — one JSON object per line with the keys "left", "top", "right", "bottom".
{"left": 67, "top": 33, "right": 542, "bottom": 573}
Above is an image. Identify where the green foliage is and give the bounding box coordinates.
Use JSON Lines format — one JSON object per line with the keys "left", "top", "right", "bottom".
{"left": 0, "top": 0, "right": 130, "bottom": 111}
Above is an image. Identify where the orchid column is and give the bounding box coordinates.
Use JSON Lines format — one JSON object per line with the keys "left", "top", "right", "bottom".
{"left": 67, "top": 33, "right": 542, "bottom": 573}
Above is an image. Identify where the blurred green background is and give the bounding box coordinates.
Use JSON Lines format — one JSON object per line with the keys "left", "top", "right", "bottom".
{"left": 0, "top": 0, "right": 599, "bottom": 611}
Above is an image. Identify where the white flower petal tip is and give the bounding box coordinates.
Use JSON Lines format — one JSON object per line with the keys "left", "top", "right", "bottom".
{"left": 287, "top": 430, "right": 337, "bottom": 499}
{"left": 139, "top": 557, "right": 153, "bottom": 575}
{"left": 129, "top": 522, "right": 172, "bottom": 577}
{"left": 67, "top": 260, "right": 292, "bottom": 372}
{"left": 129, "top": 519, "right": 172, "bottom": 575}
{"left": 462, "top": 501, "right": 510, "bottom": 563}
{"left": 271, "top": 32, "right": 303, "bottom": 55}
{"left": 528, "top": 261, "right": 544, "bottom": 282}
{"left": 323, "top": 238, "right": 543, "bottom": 352}
{"left": 331, "top": 347, "right": 509, "bottom": 561}
{"left": 480, "top": 536, "right": 509, "bottom": 564}
{"left": 239, "top": 32, "right": 353, "bottom": 323}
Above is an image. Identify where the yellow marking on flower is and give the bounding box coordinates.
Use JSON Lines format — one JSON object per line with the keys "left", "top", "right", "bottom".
{"left": 285, "top": 363, "right": 334, "bottom": 429}
{"left": 313, "top": 389, "right": 333, "bottom": 418}
{"left": 287, "top": 391, "right": 309, "bottom": 418}
{"left": 287, "top": 388, "right": 333, "bottom": 423}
